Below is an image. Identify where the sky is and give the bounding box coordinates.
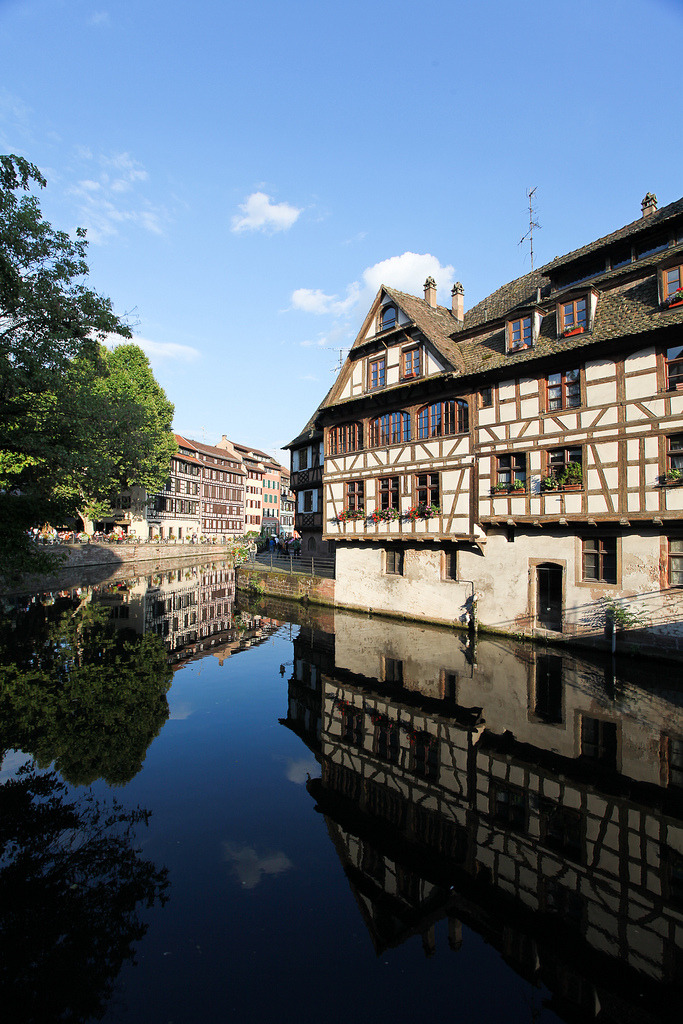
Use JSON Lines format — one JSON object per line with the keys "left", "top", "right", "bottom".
{"left": 1, "top": 0, "right": 682, "bottom": 465}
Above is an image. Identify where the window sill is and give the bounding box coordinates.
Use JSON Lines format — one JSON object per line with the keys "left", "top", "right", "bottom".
{"left": 563, "top": 326, "right": 585, "bottom": 337}
{"left": 491, "top": 487, "right": 528, "bottom": 496}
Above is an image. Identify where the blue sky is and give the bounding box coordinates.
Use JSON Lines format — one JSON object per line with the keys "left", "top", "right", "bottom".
{"left": 1, "top": 0, "right": 681, "bottom": 463}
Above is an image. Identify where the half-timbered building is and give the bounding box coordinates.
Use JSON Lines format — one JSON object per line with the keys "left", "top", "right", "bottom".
{"left": 308, "top": 193, "right": 683, "bottom": 654}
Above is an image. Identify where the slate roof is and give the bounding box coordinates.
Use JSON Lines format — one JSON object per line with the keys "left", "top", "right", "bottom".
{"left": 178, "top": 435, "right": 248, "bottom": 474}
{"left": 317, "top": 195, "right": 683, "bottom": 412}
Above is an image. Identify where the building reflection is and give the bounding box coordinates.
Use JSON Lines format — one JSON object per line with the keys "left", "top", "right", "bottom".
{"left": 282, "top": 610, "right": 683, "bottom": 1024}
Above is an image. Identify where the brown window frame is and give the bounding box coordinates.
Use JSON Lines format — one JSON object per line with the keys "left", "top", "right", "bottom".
{"left": 345, "top": 480, "right": 364, "bottom": 512}
{"left": 546, "top": 368, "right": 581, "bottom": 411}
{"left": 415, "top": 472, "right": 439, "bottom": 506}
{"left": 328, "top": 422, "right": 362, "bottom": 455}
{"left": 546, "top": 446, "right": 583, "bottom": 478}
{"left": 479, "top": 386, "right": 493, "bottom": 408}
{"left": 417, "top": 399, "right": 468, "bottom": 438}
{"left": 560, "top": 296, "right": 588, "bottom": 333}
{"left": 401, "top": 346, "right": 421, "bottom": 379}
{"left": 379, "top": 305, "right": 396, "bottom": 331}
{"left": 581, "top": 537, "right": 617, "bottom": 584}
{"left": 385, "top": 547, "right": 404, "bottom": 576}
{"left": 442, "top": 549, "right": 458, "bottom": 581}
{"left": 368, "top": 356, "right": 386, "bottom": 390}
{"left": 378, "top": 476, "right": 400, "bottom": 510}
{"left": 660, "top": 263, "right": 683, "bottom": 303}
{"left": 668, "top": 537, "right": 683, "bottom": 588}
{"left": 496, "top": 453, "right": 526, "bottom": 489}
{"left": 370, "top": 411, "right": 411, "bottom": 446}
{"left": 507, "top": 315, "right": 532, "bottom": 352}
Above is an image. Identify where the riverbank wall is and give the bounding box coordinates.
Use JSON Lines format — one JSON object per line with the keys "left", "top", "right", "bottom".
{"left": 1, "top": 542, "right": 230, "bottom": 596}
{"left": 236, "top": 565, "right": 335, "bottom": 607}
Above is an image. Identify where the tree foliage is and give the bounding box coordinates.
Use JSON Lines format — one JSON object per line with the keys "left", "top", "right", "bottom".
{"left": 0, "top": 155, "right": 176, "bottom": 577}
{"left": 0, "top": 762, "right": 169, "bottom": 1023}
{"left": 0, "top": 595, "right": 172, "bottom": 785}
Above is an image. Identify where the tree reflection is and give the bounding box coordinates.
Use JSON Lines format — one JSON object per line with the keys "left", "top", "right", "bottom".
{"left": 0, "top": 597, "right": 172, "bottom": 785}
{"left": 0, "top": 762, "right": 169, "bottom": 1024}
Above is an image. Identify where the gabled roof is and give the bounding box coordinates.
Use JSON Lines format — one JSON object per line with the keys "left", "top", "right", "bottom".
{"left": 285, "top": 386, "right": 333, "bottom": 447}
{"left": 177, "top": 435, "right": 247, "bottom": 474}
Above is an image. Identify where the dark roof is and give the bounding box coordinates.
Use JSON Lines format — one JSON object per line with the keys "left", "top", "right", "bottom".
{"left": 285, "top": 387, "right": 333, "bottom": 447}
{"left": 178, "top": 435, "right": 247, "bottom": 473}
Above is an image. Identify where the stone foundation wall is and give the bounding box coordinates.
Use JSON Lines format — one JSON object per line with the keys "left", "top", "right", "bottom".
{"left": 236, "top": 566, "right": 335, "bottom": 606}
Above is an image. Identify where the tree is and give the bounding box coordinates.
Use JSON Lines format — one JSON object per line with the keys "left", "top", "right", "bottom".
{"left": 0, "top": 155, "right": 175, "bottom": 575}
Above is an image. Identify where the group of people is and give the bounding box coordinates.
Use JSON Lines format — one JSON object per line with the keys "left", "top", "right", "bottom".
{"left": 261, "top": 535, "right": 301, "bottom": 557}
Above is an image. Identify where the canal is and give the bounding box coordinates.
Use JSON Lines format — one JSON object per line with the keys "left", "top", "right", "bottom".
{"left": 0, "top": 559, "right": 681, "bottom": 1024}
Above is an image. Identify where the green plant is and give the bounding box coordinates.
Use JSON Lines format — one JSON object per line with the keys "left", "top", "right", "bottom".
{"left": 541, "top": 475, "right": 559, "bottom": 491}
{"left": 602, "top": 597, "right": 646, "bottom": 633}
{"left": 491, "top": 482, "right": 509, "bottom": 493}
{"left": 561, "top": 461, "right": 583, "bottom": 484}
{"left": 405, "top": 503, "right": 441, "bottom": 520}
{"left": 367, "top": 507, "right": 401, "bottom": 523}
{"left": 334, "top": 508, "right": 364, "bottom": 523}
{"left": 511, "top": 479, "right": 526, "bottom": 491}
{"left": 667, "top": 468, "right": 682, "bottom": 482}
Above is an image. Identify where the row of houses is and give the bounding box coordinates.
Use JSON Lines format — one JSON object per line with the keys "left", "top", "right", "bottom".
{"left": 286, "top": 192, "right": 683, "bottom": 654}
{"left": 108, "top": 434, "right": 294, "bottom": 542}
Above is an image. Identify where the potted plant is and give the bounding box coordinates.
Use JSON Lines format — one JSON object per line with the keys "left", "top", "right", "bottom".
{"left": 666, "top": 467, "right": 683, "bottom": 485}
{"left": 367, "top": 507, "right": 401, "bottom": 523}
{"left": 511, "top": 479, "right": 526, "bottom": 492}
{"left": 564, "top": 323, "right": 585, "bottom": 336}
{"left": 560, "top": 462, "right": 583, "bottom": 490}
{"left": 491, "top": 481, "right": 510, "bottom": 493}
{"left": 665, "top": 287, "right": 683, "bottom": 309}
{"left": 334, "top": 508, "right": 365, "bottom": 523}
{"left": 541, "top": 474, "right": 559, "bottom": 491}
{"left": 404, "top": 503, "right": 441, "bottom": 520}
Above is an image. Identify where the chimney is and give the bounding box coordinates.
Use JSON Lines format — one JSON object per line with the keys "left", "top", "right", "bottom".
{"left": 451, "top": 281, "right": 464, "bottom": 322}
{"left": 641, "top": 192, "right": 657, "bottom": 218}
{"left": 424, "top": 276, "right": 437, "bottom": 308}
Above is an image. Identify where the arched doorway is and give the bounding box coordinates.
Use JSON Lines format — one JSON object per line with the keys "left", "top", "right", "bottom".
{"left": 536, "top": 563, "right": 563, "bottom": 631}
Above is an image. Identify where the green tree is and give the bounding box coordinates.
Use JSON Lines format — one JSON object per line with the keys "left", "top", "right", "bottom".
{"left": 0, "top": 155, "right": 175, "bottom": 574}
{"left": 0, "top": 596, "right": 172, "bottom": 785}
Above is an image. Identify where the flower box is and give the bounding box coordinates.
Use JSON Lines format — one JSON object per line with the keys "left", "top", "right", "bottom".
{"left": 334, "top": 509, "right": 365, "bottom": 523}
{"left": 561, "top": 482, "right": 582, "bottom": 491}
{"left": 404, "top": 503, "right": 441, "bottom": 521}
{"left": 563, "top": 326, "right": 584, "bottom": 337}
{"left": 367, "top": 507, "right": 401, "bottom": 524}
{"left": 667, "top": 300, "right": 683, "bottom": 309}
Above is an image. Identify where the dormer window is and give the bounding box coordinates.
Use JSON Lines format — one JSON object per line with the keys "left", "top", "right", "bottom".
{"left": 380, "top": 305, "right": 396, "bottom": 331}
{"left": 660, "top": 263, "right": 683, "bottom": 307}
{"left": 507, "top": 316, "right": 532, "bottom": 353}
{"left": 561, "top": 297, "right": 587, "bottom": 334}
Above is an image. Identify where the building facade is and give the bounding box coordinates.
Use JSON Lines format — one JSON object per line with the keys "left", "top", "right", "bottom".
{"left": 286, "top": 408, "right": 327, "bottom": 553}
{"left": 299, "top": 193, "right": 683, "bottom": 654}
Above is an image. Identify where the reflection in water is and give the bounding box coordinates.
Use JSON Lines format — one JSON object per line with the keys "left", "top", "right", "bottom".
{"left": 222, "top": 842, "right": 294, "bottom": 890}
{"left": 0, "top": 762, "right": 168, "bottom": 1024}
{"left": 283, "top": 610, "right": 683, "bottom": 1024}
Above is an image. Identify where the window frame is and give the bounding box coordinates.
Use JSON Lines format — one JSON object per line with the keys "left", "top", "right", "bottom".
{"left": 560, "top": 295, "right": 588, "bottom": 334}
{"left": 378, "top": 476, "right": 400, "bottom": 510}
{"left": 495, "top": 453, "right": 527, "bottom": 490}
{"left": 668, "top": 537, "right": 683, "bottom": 588}
{"left": 379, "top": 304, "right": 397, "bottom": 331}
{"left": 415, "top": 472, "right": 439, "bottom": 507}
{"left": 370, "top": 410, "right": 411, "bottom": 447}
{"left": 442, "top": 549, "right": 458, "bottom": 581}
{"left": 479, "top": 386, "right": 493, "bottom": 409}
{"left": 507, "top": 315, "right": 532, "bottom": 353}
{"left": 401, "top": 345, "right": 421, "bottom": 379}
{"left": 384, "top": 547, "right": 404, "bottom": 576}
{"left": 327, "top": 422, "right": 363, "bottom": 456}
{"left": 417, "top": 398, "right": 468, "bottom": 439}
{"left": 345, "top": 479, "right": 364, "bottom": 512}
{"left": 665, "top": 345, "right": 683, "bottom": 390}
{"left": 368, "top": 356, "right": 386, "bottom": 390}
{"left": 546, "top": 367, "right": 581, "bottom": 411}
{"left": 581, "top": 536, "right": 617, "bottom": 584}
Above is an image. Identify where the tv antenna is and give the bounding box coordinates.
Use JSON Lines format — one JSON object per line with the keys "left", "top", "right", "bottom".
{"left": 324, "top": 346, "right": 349, "bottom": 373}
{"left": 519, "top": 187, "right": 541, "bottom": 270}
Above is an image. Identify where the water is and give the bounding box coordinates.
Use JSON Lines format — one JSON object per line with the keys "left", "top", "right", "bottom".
{"left": 1, "top": 560, "right": 681, "bottom": 1024}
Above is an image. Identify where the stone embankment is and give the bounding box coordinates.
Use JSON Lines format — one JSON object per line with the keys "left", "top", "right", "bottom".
{"left": 2, "top": 542, "right": 230, "bottom": 595}
{"left": 235, "top": 564, "right": 335, "bottom": 607}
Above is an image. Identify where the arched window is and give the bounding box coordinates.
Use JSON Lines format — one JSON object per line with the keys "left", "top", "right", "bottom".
{"left": 380, "top": 305, "right": 396, "bottom": 331}
{"left": 370, "top": 411, "right": 411, "bottom": 446}
{"left": 417, "top": 399, "right": 468, "bottom": 439}
{"left": 328, "top": 422, "right": 363, "bottom": 456}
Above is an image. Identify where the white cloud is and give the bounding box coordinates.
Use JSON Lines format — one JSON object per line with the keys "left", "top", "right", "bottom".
{"left": 285, "top": 756, "right": 319, "bottom": 784}
{"left": 222, "top": 842, "right": 293, "bottom": 889}
{"left": 231, "top": 191, "right": 301, "bottom": 234}
{"left": 89, "top": 11, "right": 110, "bottom": 27}
{"left": 105, "top": 334, "right": 201, "bottom": 363}
{"left": 67, "top": 151, "right": 162, "bottom": 243}
{"left": 290, "top": 252, "right": 455, "bottom": 324}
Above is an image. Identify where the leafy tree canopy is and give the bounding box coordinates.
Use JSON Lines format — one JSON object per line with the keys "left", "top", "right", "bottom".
{"left": 0, "top": 155, "right": 176, "bottom": 578}
{"left": 0, "top": 595, "right": 172, "bottom": 785}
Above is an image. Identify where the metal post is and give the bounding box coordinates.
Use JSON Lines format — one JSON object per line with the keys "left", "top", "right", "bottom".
{"left": 311, "top": 557, "right": 314, "bottom": 577}
{"left": 289, "top": 555, "right": 293, "bottom": 574}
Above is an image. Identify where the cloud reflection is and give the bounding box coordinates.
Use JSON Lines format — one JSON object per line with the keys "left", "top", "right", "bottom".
{"left": 285, "top": 757, "right": 319, "bottom": 785}
{"left": 222, "top": 843, "right": 293, "bottom": 889}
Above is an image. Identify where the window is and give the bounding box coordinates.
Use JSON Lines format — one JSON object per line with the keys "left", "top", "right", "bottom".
{"left": 380, "top": 305, "right": 396, "bottom": 331}
{"left": 540, "top": 802, "right": 583, "bottom": 862}
{"left": 412, "top": 732, "right": 438, "bottom": 781}
{"left": 496, "top": 454, "right": 526, "bottom": 488}
{"left": 442, "top": 550, "right": 458, "bottom": 581}
{"left": 666, "top": 345, "right": 683, "bottom": 389}
{"left": 303, "top": 490, "right": 313, "bottom": 512}
{"left": 547, "top": 368, "right": 580, "bottom": 410}
{"left": 668, "top": 539, "right": 683, "bottom": 587}
{"left": 328, "top": 422, "right": 362, "bottom": 455}
{"left": 534, "top": 655, "right": 563, "bottom": 723}
{"left": 664, "top": 736, "right": 683, "bottom": 789}
{"left": 547, "top": 446, "right": 582, "bottom": 484}
{"left": 378, "top": 476, "right": 399, "bottom": 509}
{"left": 375, "top": 719, "right": 400, "bottom": 765}
{"left": 582, "top": 537, "right": 616, "bottom": 583}
{"left": 580, "top": 715, "right": 617, "bottom": 768}
{"left": 491, "top": 782, "right": 527, "bottom": 831}
{"left": 416, "top": 473, "right": 439, "bottom": 506}
{"left": 384, "top": 657, "right": 403, "bottom": 682}
{"left": 369, "top": 412, "right": 408, "bottom": 447}
{"left": 385, "top": 548, "right": 404, "bottom": 575}
{"left": 508, "top": 316, "right": 532, "bottom": 352}
{"left": 561, "top": 296, "right": 587, "bottom": 333}
{"left": 341, "top": 706, "right": 363, "bottom": 748}
{"left": 479, "top": 387, "right": 493, "bottom": 408}
{"left": 346, "top": 480, "right": 364, "bottom": 512}
{"left": 368, "top": 357, "right": 386, "bottom": 389}
{"left": 417, "top": 399, "right": 468, "bottom": 438}
{"left": 402, "top": 346, "right": 421, "bottom": 378}
{"left": 663, "top": 264, "right": 683, "bottom": 303}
